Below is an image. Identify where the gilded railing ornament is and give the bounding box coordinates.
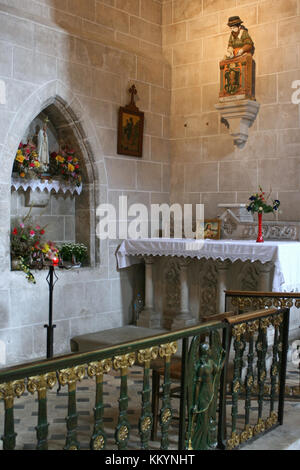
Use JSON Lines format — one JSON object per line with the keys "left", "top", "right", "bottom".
{"left": 113, "top": 353, "right": 136, "bottom": 371}
{"left": 159, "top": 342, "right": 178, "bottom": 360}
{"left": 161, "top": 408, "right": 172, "bottom": 424}
{"left": 227, "top": 431, "right": 240, "bottom": 450}
{"left": 140, "top": 416, "right": 152, "bottom": 433}
{"left": 0, "top": 380, "right": 25, "bottom": 406}
{"left": 232, "top": 323, "right": 247, "bottom": 341}
{"left": 271, "top": 314, "right": 283, "bottom": 329}
{"left": 58, "top": 366, "right": 85, "bottom": 389}
{"left": 138, "top": 347, "right": 159, "bottom": 367}
{"left": 93, "top": 435, "right": 105, "bottom": 450}
{"left": 254, "top": 418, "right": 265, "bottom": 435}
{"left": 240, "top": 425, "right": 254, "bottom": 444}
{"left": 27, "top": 373, "right": 57, "bottom": 397}
{"left": 117, "top": 425, "right": 129, "bottom": 441}
{"left": 87, "top": 359, "right": 112, "bottom": 378}
{"left": 0, "top": 380, "right": 25, "bottom": 450}
{"left": 265, "top": 412, "right": 278, "bottom": 429}
{"left": 260, "top": 318, "right": 271, "bottom": 331}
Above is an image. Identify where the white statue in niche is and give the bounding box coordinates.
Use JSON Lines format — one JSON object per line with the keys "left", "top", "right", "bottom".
{"left": 37, "top": 117, "right": 50, "bottom": 167}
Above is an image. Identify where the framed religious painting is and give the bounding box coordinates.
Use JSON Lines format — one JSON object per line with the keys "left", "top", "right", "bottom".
{"left": 196, "top": 219, "right": 221, "bottom": 240}
{"left": 117, "top": 84, "right": 144, "bottom": 158}
{"left": 203, "top": 219, "right": 221, "bottom": 240}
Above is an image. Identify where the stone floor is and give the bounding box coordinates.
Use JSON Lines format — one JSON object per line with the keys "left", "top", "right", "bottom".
{"left": 0, "top": 362, "right": 299, "bottom": 451}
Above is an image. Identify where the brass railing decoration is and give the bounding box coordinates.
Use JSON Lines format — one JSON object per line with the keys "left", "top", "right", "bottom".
{"left": 58, "top": 365, "right": 85, "bottom": 450}
{"left": 226, "top": 290, "right": 300, "bottom": 314}
{"left": 138, "top": 347, "right": 159, "bottom": 449}
{"left": 113, "top": 353, "right": 136, "bottom": 450}
{"left": 87, "top": 359, "right": 112, "bottom": 451}
{"left": 223, "top": 307, "right": 290, "bottom": 450}
{"left": 27, "top": 373, "right": 57, "bottom": 450}
{"left": 158, "top": 342, "right": 178, "bottom": 450}
{"left": 0, "top": 380, "right": 25, "bottom": 450}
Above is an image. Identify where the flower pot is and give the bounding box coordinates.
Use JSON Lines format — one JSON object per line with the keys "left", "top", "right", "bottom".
{"left": 256, "top": 212, "right": 264, "bottom": 243}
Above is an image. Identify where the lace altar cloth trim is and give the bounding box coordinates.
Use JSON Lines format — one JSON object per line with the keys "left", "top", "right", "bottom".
{"left": 11, "top": 177, "right": 82, "bottom": 195}
{"left": 116, "top": 238, "right": 300, "bottom": 292}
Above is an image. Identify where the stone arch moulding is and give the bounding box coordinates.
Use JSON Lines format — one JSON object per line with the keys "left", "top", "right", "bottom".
{"left": 5, "top": 79, "right": 107, "bottom": 269}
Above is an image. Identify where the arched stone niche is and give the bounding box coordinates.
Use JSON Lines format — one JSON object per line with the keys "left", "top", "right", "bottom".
{"left": 9, "top": 90, "right": 101, "bottom": 268}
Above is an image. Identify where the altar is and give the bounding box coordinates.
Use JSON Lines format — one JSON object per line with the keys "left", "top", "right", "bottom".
{"left": 117, "top": 238, "right": 300, "bottom": 331}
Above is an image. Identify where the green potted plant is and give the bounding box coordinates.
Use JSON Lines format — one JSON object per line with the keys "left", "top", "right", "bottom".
{"left": 59, "top": 243, "right": 88, "bottom": 266}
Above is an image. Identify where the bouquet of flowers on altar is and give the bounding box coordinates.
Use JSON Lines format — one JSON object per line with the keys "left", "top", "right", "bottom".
{"left": 246, "top": 187, "right": 280, "bottom": 214}
{"left": 50, "top": 145, "right": 82, "bottom": 186}
{"left": 11, "top": 208, "right": 59, "bottom": 283}
{"left": 13, "top": 141, "right": 42, "bottom": 179}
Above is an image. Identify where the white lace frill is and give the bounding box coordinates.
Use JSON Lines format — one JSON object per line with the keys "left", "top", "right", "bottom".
{"left": 11, "top": 177, "right": 82, "bottom": 195}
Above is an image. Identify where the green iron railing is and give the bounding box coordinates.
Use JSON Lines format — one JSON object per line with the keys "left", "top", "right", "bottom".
{"left": 219, "top": 307, "right": 290, "bottom": 450}
{"left": 0, "top": 321, "right": 227, "bottom": 451}
{"left": 0, "top": 307, "right": 290, "bottom": 451}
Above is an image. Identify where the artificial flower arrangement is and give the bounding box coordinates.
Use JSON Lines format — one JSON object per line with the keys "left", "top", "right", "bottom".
{"left": 49, "top": 146, "right": 82, "bottom": 187}
{"left": 246, "top": 187, "right": 280, "bottom": 214}
{"left": 13, "top": 142, "right": 42, "bottom": 179}
{"left": 13, "top": 142, "right": 82, "bottom": 187}
{"left": 11, "top": 209, "right": 59, "bottom": 283}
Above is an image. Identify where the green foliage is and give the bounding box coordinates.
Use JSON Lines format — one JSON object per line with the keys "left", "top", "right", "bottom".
{"left": 59, "top": 243, "right": 88, "bottom": 264}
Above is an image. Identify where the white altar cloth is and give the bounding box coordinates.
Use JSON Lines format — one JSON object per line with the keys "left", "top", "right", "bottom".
{"left": 116, "top": 238, "right": 300, "bottom": 292}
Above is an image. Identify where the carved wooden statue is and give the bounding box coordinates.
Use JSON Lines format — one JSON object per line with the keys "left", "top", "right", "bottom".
{"left": 219, "top": 16, "right": 256, "bottom": 101}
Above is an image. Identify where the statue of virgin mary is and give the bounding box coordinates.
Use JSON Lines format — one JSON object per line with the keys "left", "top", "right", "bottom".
{"left": 37, "top": 117, "right": 50, "bottom": 167}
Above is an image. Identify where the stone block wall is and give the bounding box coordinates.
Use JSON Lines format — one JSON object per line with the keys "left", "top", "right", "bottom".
{"left": 0, "top": 0, "right": 170, "bottom": 365}
{"left": 163, "top": 0, "right": 300, "bottom": 222}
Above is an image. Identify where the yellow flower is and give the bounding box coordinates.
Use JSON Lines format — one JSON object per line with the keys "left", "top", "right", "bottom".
{"left": 16, "top": 155, "right": 25, "bottom": 163}
{"left": 68, "top": 163, "right": 75, "bottom": 172}
{"left": 17, "top": 149, "right": 22, "bottom": 155}
{"left": 73, "top": 158, "right": 78, "bottom": 163}
{"left": 42, "top": 243, "right": 50, "bottom": 254}
{"left": 20, "top": 172, "right": 25, "bottom": 178}
{"left": 34, "top": 160, "right": 40, "bottom": 167}
{"left": 56, "top": 155, "right": 65, "bottom": 163}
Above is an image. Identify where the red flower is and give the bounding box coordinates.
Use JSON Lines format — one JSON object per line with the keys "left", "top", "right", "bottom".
{"left": 12, "top": 228, "right": 18, "bottom": 235}
{"left": 50, "top": 152, "right": 57, "bottom": 158}
{"left": 29, "top": 230, "right": 35, "bottom": 236}
{"left": 75, "top": 164, "right": 79, "bottom": 169}
{"left": 40, "top": 229, "right": 45, "bottom": 235}
{"left": 67, "top": 156, "right": 73, "bottom": 162}
{"left": 30, "top": 163, "right": 35, "bottom": 167}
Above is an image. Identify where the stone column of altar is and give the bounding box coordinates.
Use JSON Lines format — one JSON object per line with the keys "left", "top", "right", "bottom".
{"left": 257, "top": 261, "right": 273, "bottom": 292}
{"left": 216, "top": 260, "right": 231, "bottom": 313}
{"left": 136, "top": 256, "right": 161, "bottom": 328}
{"left": 171, "top": 259, "right": 196, "bottom": 330}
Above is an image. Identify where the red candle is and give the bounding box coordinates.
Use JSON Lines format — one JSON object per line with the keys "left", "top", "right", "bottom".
{"left": 52, "top": 256, "right": 59, "bottom": 266}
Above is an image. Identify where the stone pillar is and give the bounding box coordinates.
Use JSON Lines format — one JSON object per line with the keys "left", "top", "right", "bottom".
{"left": 137, "top": 256, "right": 161, "bottom": 328}
{"left": 171, "top": 259, "right": 196, "bottom": 330}
{"left": 216, "top": 260, "right": 231, "bottom": 314}
{"left": 257, "top": 262, "right": 273, "bottom": 292}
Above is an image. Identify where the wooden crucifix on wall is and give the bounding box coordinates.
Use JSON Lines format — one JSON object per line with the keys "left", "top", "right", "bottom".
{"left": 117, "top": 84, "right": 144, "bottom": 158}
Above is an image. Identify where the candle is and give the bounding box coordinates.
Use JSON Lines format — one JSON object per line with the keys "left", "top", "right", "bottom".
{"left": 52, "top": 256, "right": 59, "bottom": 266}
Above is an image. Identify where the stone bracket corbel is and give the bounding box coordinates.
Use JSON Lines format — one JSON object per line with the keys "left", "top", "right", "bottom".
{"left": 215, "top": 99, "right": 260, "bottom": 149}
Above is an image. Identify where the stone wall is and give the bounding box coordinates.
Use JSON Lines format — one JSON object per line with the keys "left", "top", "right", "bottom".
{"left": 0, "top": 0, "right": 170, "bottom": 365}
{"left": 163, "top": 0, "right": 300, "bottom": 222}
